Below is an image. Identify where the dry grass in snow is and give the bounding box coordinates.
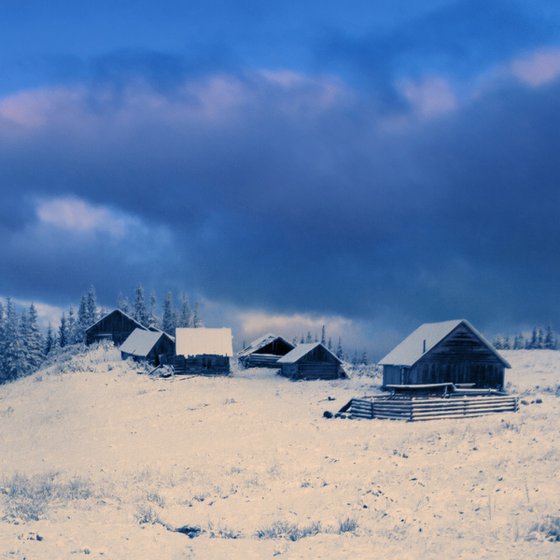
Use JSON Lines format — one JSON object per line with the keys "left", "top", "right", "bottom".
{"left": 0, "top": 346, "right": 558, "bottom": 559}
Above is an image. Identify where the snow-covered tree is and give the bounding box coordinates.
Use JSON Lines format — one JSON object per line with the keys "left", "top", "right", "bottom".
{"left": 192, "top": 302, "right": 202, "bottom": 328}
{"left": 336, "top": 337, "right": 343, "bottom": 359}
{"left": 162, "top": 292, "right": 176, "bottom": 335}
{"left": 178, "top": 294, "right": 192, "bottom": 328}
{"left": 85, "top": 286, "right": 97, "bottom": 326}
{"left": 306, "top": 331, "right": 313, "bottom": 343}
{"left": 148, "top": 292, "right": 158, "bottom": 327}
{"left": 544, "top": 326, "right": 556, "bottom": 350}
{"left": 320, "top": 325, "right": 326, "bottom": 345}
{"left": 23, "top": 303, "right": 44, "bottom": 372}
{"left": 117, "top": 293, "right": 130, "bottom": 315}
{"left": 45, "top": 324, "right": 55, "bottom": 355}
{"left": 58, "top": 313, "right": 68, "bottom": 348}
{"left": 360, "top": 350, "right": 368, "bottom": 365}
{"left": 133, "top": 285, "right": 148, "bottom": 325}
{"left": 327, "top": 337, "right": 332, "bottom": 351}
{"left": 1, "top": 298, "right": 22, "bottom": 382}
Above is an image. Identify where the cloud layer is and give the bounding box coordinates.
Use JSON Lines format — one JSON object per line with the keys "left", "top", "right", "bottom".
{"left": 1, "top": 1, "right": 560, "bottom": 356}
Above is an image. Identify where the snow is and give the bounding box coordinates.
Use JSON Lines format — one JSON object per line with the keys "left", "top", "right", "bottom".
{"left": 0, "top": 347, "right": 558, "bottom": 558}
{"left": 175, "top": 328, "right": 233, "bottom": 357}
{"left": 119, "top": 328, "right": 166, "bottom": 357}
{"left": 379, "top": 319, "right": 510, "bottom": 367}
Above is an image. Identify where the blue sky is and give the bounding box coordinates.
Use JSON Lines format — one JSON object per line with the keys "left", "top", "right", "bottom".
{"left": 1, "top": 1, "right": 560, "bottom": 357}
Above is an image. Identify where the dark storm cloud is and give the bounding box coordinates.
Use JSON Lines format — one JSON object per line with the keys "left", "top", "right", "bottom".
{"left": 2, "top": 58, "right": 560, "bottom": 344}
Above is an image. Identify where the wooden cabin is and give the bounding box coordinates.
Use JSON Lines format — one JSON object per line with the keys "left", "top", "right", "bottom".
{"left": 379, "top": 319, "right": 511, "bottom": 389}
{"left": 238, "top": 333, "right": 295, "bottom": 368}
{"left": 120, "top": 328, "right": 175, "bottom": 366}
{"left": 174, "top": 327, "right": 233, "bottom": 375}
{"left": 85, "top": 309, "right": 147, "bottom": 346}
{"left": 277, "top": 342, "right": 347, "bottom": 380}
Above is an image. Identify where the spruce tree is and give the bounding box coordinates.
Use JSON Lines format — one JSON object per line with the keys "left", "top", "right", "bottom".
{"left": 178, "top": 294, "right": 192, "bottom": 328}
{"left": 1, "top": 298, "right": 22, "bottom": 381}
{"left": 45, "top": 324, "right": 55, "bottom": 355}
{"left": 24, "top": 303, "right": 44, "bottom": 372}
{"left": 133, "top": 285, "right": 148, "bottom": 325}
{"left": 67, "top": 306, "right": 77, "bottom": 344}
{"left": 320, "top": 325, "right": 326, "bottom": 345}
{"left": 361, "top": 350, "right": 368, "bottom": 365}
{"left": 544, "top": 326, "right": 556, "bottom": 350}
{"left": 162, "top": 292, "right": 176, "bottom": 335}
{"left": 537, "top": 328, "right": 544, "bottom": 349}
{"left": 192, "top": 302, "right": 201, "bottom": 328}
{"left": 336, "top": 337, "right": 343, "bottom": 359}
{"left": 75, "top": 296, "right": 89, "bottom": 343}
{"left": 327, "top": 337, "right": 332, "bottom": 351}
{"left": 117, "top": 293, "right": 130, "bottom": 314}
{"left": 58, "top": 313, "right": 68, "bottom": 348}
{"left": 148, "top": 292, "right": 158, "bottom": 326}
{"left": 86, "top": 286, "right": 97, "bottom": 326}
{"left": 306, "top": 331, "right": 312, "bottom": 343}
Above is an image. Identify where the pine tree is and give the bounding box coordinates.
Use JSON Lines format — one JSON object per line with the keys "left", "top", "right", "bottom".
{"left": 306, "top": 331, "right": 312, "bottom": 343}
{"left": 148, "top": 292, "right": 158, "bottom": 326}
{"left": 352, "top": 349, "right": 358, "bottom": 365}
{"left": 529, "top": 328, "right": 538, "bottom": 349}
{"left": 327, "top": 337, "right": 332, "bottom": 351}
{"left": 300, "top": 334, "right": 305, "bottom": 344}
{"left": 67, "top": 306, "right": 77, "bottom": 344}
{"left": 133, "top": 285, "right": 148, "bottom": 325}
{"left": 24, "top": 303, "right": 44, "bottom": 372}
{"left": 360, "top": 350, "right": 368, "bottom": 365}
{"left": 336, "top": 337, "right": 343, "bottom": 359}
{"left": 162, "top": 292, "right": 176, "bottom": 335}
{"left": 117, "top": 293, "right": 130, "bottom": 314}
{"left": 192, "top": 302, "right": 201, "bottom": 328}
{"left": 292, "top": 337, "right": 298, "bottom": 346}
{"left": 74, "top": 295, "right": 89, "bottom": 343}
{"left": 45, "top": 324, "right": 55, "bottom": 355}
{"left": 178, "top": 294, "right": 192, "bottom": 328}
{"left": 537, "top": 328, "right": 544, "bottom": 349}
{"left": 86, "top": 286, "right": 97, "bottom": 326}
{"left": 544, "top": 326, "right": 556, "bottom": 350}
{"left": 320, "top": 325, "right": 326, "bottom": 345}
{"left": 503, "top": 336, "right": 511, "bottom": 350}
{"left": 58, "top": 313, "right": 68, "bottom": 348}
{"left": 1, "top": 298, "right": 22, "bottom": 381}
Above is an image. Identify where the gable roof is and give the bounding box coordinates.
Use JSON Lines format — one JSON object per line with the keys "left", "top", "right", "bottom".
{"left": 85, "top": 308, "right": 147, "bottom": 333}
{"left": 277, "top": 342, "right": 342, "bottom": 364}
{"left": 176, "top": 327, "right": 233, "bottom": 357}
{"left": 238, "top": 333, "right": 294, "bottom": 357}
{"left": 119, "top": 328, "right": 172, "bottom": 357}
{"left": 379, "top": 319, "right": 511, "bottom": 368}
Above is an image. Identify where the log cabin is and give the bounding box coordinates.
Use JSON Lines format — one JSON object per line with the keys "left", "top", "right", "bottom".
{"left": 85, "top": 309, "right": 147, "bottom": 346}
{"left": 238, "top": 333, "right": 295, "bottom": 368}
{"left": 277, "top": 342, "right": 347, "bottom": 380}
{"left": 379, "top": 319, "right": 511, "bottom": 389}
{"left": 120, "top": 328, "right": 175, "bottom": 366}
{"left": 174, "top": 327, "right": 233, "bottom": 375}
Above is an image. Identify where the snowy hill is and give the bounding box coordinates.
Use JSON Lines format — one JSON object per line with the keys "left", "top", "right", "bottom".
{"left": 0, "top": 346, "right": 559, "bottom": 559}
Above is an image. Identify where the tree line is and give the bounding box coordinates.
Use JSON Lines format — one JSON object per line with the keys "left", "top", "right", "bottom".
{"left": 493, "top": 326, "right": 558, "bottom": 350}
{"left": 0, "top": 285, "right": 203, "bottom": 383}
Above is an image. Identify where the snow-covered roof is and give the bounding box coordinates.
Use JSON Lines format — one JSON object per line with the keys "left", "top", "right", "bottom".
{"left": 277, "top": 342, "right": 341, "bottom": 364}
{"left": 85, "top": 308, "right": 147, "bottom": 333}
{"left": 379, "top": 319, "right": 511, "bottom": 368}
{"left": 238, "top": 333, "right": 294, "bottom": 357}
{"left": 119, "top": 328, "right": 168, "bottom": 357}
{"left": 176, "top": 328, "right": 233, "bottom": 357}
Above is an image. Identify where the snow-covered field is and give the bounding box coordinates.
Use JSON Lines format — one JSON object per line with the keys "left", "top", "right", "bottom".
{"left": 0, "top": 347, "right": 559, "bottom": 559}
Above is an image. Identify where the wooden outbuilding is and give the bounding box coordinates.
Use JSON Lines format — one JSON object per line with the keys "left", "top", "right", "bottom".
{"left": 277, "top": 342, "right": 347, "bottom": 380}
{"left": 85, "top": 309, "right": 147, "bottom": 346}
{"left": 379, "top": 319, "right": 511, "bottom": 389}
{"left": 238, "top": 333, "right": 295, "bottom": 368}
{"left": 174, "top": 327, "right": 233, "bottom": 375}
{"left": 120, "top": 328, "right": 175, "bottom": 366}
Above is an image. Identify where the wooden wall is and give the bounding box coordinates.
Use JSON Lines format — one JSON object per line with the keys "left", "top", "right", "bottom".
{"left": 279, "top": 345, "right": 345, "bottom": 380}
{"left": 382, "top": 323, "right": 505, "bottom": 389}
{"left": 86, "top": 311, "right": 144, "bottom": 346}
{"left": 174, "top": 354, "right": 231, "bottom": 375}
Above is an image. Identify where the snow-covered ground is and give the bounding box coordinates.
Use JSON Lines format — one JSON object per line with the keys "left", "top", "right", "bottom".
{"left": 0, "top": 347, "right": 558, "bottom": 559}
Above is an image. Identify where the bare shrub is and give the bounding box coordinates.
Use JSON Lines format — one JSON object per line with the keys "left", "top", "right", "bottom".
{"left": 1, "top": 472, "right": 92, "bottom": 522}
{"left": 256, "top": 520, "right": 322, "bottom": 541}
{"left": 208, "top": 522, "right": 243, "bottom": 539}
{"left": 135, "top": 504, "right": 162, "bottom": 525}
{"left": 527, "top": 516, "right": 560, "bottom": 542}
{"left": 338, "top": 517, "right": 359, "bottom": 534}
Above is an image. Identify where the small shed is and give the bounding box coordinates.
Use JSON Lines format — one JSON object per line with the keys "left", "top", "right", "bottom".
{"left": 120, "top": 328, "right": 175, "bottom": 366}
{"left": 277, "top": 342, "right": 346, "bottom": 380}
{"left": 85, "top": 309, "right": 147, "bottom": 346}
{"left": 238, "top": 333, "right": 295, "bottom": 368}
{"left": 379, "top": 319, "right": 511, "bottom": 389}
{"left": 174, "top": 327, "right": 233, "bottom": 375}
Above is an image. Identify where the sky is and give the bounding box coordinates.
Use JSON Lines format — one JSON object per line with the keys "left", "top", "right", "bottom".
{"left": 1, "top": 0, "right": 560, "bottom": 358}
